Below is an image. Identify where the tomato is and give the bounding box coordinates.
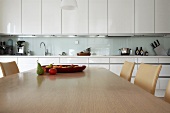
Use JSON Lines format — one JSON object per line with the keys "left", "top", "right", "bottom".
{"left": 49, "top": 68, "right": 57, "bottom": 75}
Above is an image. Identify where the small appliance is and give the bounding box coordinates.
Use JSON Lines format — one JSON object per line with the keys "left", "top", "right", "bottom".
{"left": 16, "top": 41, "right": 26, "bottom": 55}
{"left": 0, "top": 41, "right": 13, "bottom": 55}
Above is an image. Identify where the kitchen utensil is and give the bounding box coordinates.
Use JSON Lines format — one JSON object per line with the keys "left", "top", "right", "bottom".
{"left": 156, "top": 40, "right": 160, "bottom": 46}
{"left": 154, "top": 41, "right": 158, "bottom": 47}
{"left": 150, "top": 43, "right": 156, "bottom": 49}
{"left": 119, "top": 48, "right": 131, "bottom": 55}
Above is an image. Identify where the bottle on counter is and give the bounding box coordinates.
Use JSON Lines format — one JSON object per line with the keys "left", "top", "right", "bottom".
{"left": 144, "top": 51, "right": 149, "bottom": 56}
{"left": 135, "top": 47, "right": 140, "bottom": 55}
{"left": 140, "top": 47, "right": 144, "bottom": 56}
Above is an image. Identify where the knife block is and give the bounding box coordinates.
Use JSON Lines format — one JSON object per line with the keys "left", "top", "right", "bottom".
{"left": 154, "top": 46, "right": 167, "bottom": 56}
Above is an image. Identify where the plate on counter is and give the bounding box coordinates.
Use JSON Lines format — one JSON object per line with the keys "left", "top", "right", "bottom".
{"left": 42, "top": 65, "right": 86, "bottom": 73}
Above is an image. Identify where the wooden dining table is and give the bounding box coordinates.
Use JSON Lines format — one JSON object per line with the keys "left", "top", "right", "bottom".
{"left": 0, "top": 67, "right": 170, "bottom": 113}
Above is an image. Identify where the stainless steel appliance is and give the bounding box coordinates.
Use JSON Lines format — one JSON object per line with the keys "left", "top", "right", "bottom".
{"left": 119, "top": 48, "right": 131, "bottom": 55}
{"left": 16, "top": 41, "right": 26, "bottom": 55}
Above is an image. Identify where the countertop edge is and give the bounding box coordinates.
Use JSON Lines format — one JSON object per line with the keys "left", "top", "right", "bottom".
{"left": 0, "top": 56, "right": 170, "bottom": 58}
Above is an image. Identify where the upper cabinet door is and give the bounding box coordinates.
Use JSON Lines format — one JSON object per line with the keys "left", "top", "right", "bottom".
{"left": 155, "top": 0, "right": 170, "bottom": 33}
{"left": 0, "top": 0, "right": 21, "bottom": 34}
{"left": 89, "top": 0, "right": 107, "bottom": 35}
{"left": 62, "top": 0, "right": 88, "bottom": 35}
{"left": 108, "top": 0, "right": 134, "bottom": 36}
{"left": 42, "top": 0, "right": 61, "bottom": 35}
{"left": 22, "top": 0, "right": 41, "bottom": 34}
{"left": 135, "top": 0, "right": 154, "bottom": 34}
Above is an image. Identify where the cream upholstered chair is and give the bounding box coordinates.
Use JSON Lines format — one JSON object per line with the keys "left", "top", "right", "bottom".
{"left": 120, "top": 61, "right": 135, "bottom": 82}
{"left": 164, "top": 80, "right": 170, "bottom": 103}
{"left": 134, "top": 63, "right": 162, "bottom": 95}
{"left": 0, "top": 61, "right": 19, "bottom": 77}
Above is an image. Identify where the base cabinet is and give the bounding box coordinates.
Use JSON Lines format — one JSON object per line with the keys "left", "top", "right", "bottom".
{"left": 18, "top": 58, "right": 38, "bottom": 72}
{"left": 38, "top": 58, "right": 59, "bottom": 65}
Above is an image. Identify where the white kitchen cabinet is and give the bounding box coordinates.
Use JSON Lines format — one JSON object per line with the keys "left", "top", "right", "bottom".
{"left": 0, "top": 58, "right": 17, "bottom": 63}
{"left": 108, "top": 0, "right": 134, "bottom": 36}
{"left": 89, "top": 0, "right": 107, "bottom": 35}
{"left": 18, "top": 58, "right": 38, "bottom": 72}
{"left": 22, "top": 0, "right": 41, "bottom": 34}
{"left": 158, "top": 58, "right": 170, "bottom": 77}
{"left": 60, "top": 58, "right": 88, "bottom": 64}
{"left": 38, "top": 57, "right": 59, "bottom": 65}
{"left": 135, "top": 0, "right": 154, "bottom": 33}
{"left": 89, "top": 58, "right": 109, "bottom": 63}
{"left": 89, "top": 64, "right": 109, "bottom": 70}
{"left": 159, "top": 78, "right": 170, "bottom": 89}
{"left": 159, "top": 58, "right": 170, "bottom": 63}
{"left": 110, "top": 58, "right": 137, "bottom": 63}
{"left": 155, "top": 0, "right": 170, "bottom": 33}
{"left": 42, "top": 0, "right": 61, "bottom": 35}
{"left": 0, "top": 0, "right": 21, "bottom": 34}
{"left": 159, "top": 65, "right": 170, "bottom": 77}
{"left": 138, "top": 58, "right": 158, "bottom": 63}
{"left": 62, "top": 0, "right": 88, "bottom": 35}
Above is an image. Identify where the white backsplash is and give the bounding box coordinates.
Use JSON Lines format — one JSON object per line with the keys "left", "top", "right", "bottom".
{"left": 1, "top": 36, "right": 170, "bottom": 56}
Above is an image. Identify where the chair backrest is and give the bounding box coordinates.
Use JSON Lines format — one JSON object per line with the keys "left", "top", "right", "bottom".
{"left": 164, "top": 80, "right": 170, "bottom": 103}
{"left": 120, "top": 61, "right": 135, "bottom": 82}
{"left": 134, "top": 63, "right": 162, "bottom": 95}
{"left": 0, "top": 61, "right": 19, "bottom": 77}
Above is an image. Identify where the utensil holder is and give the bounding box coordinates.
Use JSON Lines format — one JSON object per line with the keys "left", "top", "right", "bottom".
{"left": 154, "top": 46, "right": 167, "bottom": 56}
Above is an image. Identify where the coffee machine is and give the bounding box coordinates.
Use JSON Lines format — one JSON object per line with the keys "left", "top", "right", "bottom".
{"left": 16, "top": 41, "right": 26, "bottom": 55}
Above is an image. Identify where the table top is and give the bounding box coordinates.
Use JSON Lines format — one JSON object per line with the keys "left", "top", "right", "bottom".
{"left": 0, "top": 67, "right": 170, "bottom": 113}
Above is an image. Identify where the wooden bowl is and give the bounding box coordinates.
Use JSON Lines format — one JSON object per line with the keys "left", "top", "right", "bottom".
{"left": 77, "top": 52, "right": 91, "bottom": 56}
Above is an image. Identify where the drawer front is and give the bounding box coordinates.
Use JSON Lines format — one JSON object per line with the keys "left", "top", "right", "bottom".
{"left": 18, "top": 64, "right": 37, "bottom": 72}
{"left": 18, "top": 58, "right": 38, "bottom": 64}
{"left": 110, "top": 58, "right": 136, "bottom": 63}
{"left": 0, "top": 58, "right": 17, "bottom": 63}
{"left": 18, "top": 58, "right": 38, "bottom": 72}
{"left": 89, "top": 64, "right": 109, "bottom": 70}
{"left": 38, "top": 58, "right": 59, "bottom": 65}
{"left": 159, "top": 65, "right": 170, "bottom": 77}
{"left": 159, "top": 78, "right": 170, "bottom": 89}
{"left": 138, "top": 58, "right": 158, "bottom": 63}
{"left": 89, "top": 58, "right": 109, "bottom": 63}
{"left": 159, "top": 58, "right": 170, "bottom": 63}
{"left": 60, "top": 58, "right": 88, "bottom": 64}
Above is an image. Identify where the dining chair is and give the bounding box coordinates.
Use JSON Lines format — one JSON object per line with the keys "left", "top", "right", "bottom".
{"left": 120, "top": 61, "right": 135, "bottom": 82}
{"left": 134, "top": 63, "right": 162, "bottom": 95}
{"left": 164, "top": 80, "right": 170, "bottom": 103}
{"left": 0, "top": 61, "right": 19, "bottom": 77}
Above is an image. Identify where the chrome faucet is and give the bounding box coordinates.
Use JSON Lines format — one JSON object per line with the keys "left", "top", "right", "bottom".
{"left": 40, "top": 42, "right": 48, "bottom": 56}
